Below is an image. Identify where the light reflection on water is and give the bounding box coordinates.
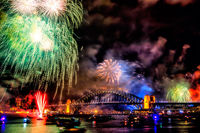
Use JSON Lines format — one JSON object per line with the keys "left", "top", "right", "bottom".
{"left": 1, "top": 118, "right": 59, "bottom": 133}
{"left": 23, "top": 123, "right": 27, "bottom": 128}
{"left": 0, "top": 118, "right": 199, "bottom": 133}
{"left": 1, "top": 123, "right": 6, "bottom": 132}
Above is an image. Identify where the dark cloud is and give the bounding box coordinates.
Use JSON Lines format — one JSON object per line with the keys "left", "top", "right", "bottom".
{"left": 0, "top": 0, "right": 198, "bottom": 100}
{"left": 139, "top": 0, "right": 159, "bottom": 7}
{"left": 74, "top": 0, "right": 200, "bottom": 100}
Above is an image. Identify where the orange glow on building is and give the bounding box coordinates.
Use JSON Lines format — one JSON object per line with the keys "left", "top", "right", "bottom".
{"left": 94, "top": 109, "right": 98, "bottom": 114}
{"left": 144, "top": 95, "right": 150, "bottom": 109}
{"left": 150, "top": 96, "right": 155, "bottom": 103}
{"left": 66, "top": 99, "right": 71, "bottom": 114}
{"left": 144, "top": 95, "right": 155, "bottom": 109}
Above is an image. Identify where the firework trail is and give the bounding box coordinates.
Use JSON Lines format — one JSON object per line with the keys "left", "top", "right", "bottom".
{"left": 166, "top": 79, "right": 191, "bottom": 102}
{"left": 35, "top": 91, "right": 47, "bottom": 118}
{"left": 0, "top": 0, "right": 83, "bottom": 101}
{"left": 97, "top": 59, "right": 122, "bottom": 85}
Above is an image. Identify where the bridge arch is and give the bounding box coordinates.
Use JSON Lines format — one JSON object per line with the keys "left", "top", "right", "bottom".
{"left": 75, "top": 90, "right": 143, "bottom": 104}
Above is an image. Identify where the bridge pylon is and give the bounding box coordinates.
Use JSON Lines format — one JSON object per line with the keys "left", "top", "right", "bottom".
{"left": 144, "top": 95, "right": 155, "bottom": 109}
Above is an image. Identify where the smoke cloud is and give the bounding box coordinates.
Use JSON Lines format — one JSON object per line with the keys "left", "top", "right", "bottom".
{"left": 139, "top": 0, "right": 194, "bottom": 7}
{"left": 165, "top": 0, "right": 194, "bottom": 6}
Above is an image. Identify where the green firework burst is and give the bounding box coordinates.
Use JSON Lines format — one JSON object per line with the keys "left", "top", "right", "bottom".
{"left": 0, "top": 0, "right": 83, "bottom": 101}
{"left": 166, "top": 79, "right": 191, "bottom": 102}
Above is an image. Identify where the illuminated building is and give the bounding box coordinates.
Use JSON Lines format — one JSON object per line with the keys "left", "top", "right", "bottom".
{"left": 144, "top": 95, "right": 155, "bottom": 109}
{"left": 66, "top": 99, "right": 71, "bottom": 114}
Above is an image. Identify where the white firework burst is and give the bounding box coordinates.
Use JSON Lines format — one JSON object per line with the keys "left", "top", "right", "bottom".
{"left": 40, "top": 0, "right": 66, "bottom": 17}
{"left": 97, "top": 59, "right": 122, "bottom": 84}
{"left": 11, "top": 0, "right": 38, "bottom": 14}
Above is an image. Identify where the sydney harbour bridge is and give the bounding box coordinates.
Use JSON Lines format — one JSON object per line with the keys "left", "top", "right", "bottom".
{"left": 48, "top": 89, "right": 200, "bottom": 113}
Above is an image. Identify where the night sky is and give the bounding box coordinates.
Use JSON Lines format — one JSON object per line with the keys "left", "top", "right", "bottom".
{"left": 74, "top": 0, "right": 200, "bottom": 99}
{"left": 78, "top": 0, "right": 200, "bottom": 68}
{"left": 1, "top": 0, "right": 200, "bottom": 102}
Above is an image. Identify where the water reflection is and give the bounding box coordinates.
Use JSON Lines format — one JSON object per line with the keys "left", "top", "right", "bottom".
{"left": 23, "top": 123, "right": 27, "bottom": 128}
{"left": 168, "top": 118, "right": 171, "bottom": 123}
{"left": 31, "top": 117, "right": 47, "bottom": 127}
{"left": 1, "top": 117, "right": 59, "bottom": 133}
{"left": 30, "top": 118, "right": 48, "bottom": 133}
{"left": 0, "top": 116, "right": 199, "bottom": 133}
{"left": 1, "top": 123, "right": 6, "bottom": 132}
{"left": 92, "top": 121, "right": 96, "bottom": 128}
{"left": 154, "top": 125, "right": 157, "bottom": 133}
{"left": 160, "top": 123, "right": 162, "bottom": 128}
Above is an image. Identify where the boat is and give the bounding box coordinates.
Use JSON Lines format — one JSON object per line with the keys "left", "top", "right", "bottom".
{"left": 60, "top": 128, "right": 86, "bottom": 133}
{"left": 87, "top": 115, "right": 115, "bottom": 122}
{"left": 50, "top": 115, "right": 81, "bottom": 128}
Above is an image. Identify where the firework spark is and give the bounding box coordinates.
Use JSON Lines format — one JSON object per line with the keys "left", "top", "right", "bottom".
{"left": 11, "top": 0, "right": 38, "bottom": 14}
{"left": 35, "top": 91, "right": 47, "bottom": 118}
{"left": 97, "top": 59, "right": 122, "bottom": 85}
{"left": 0, "top": 14, "right": 78, "bottom": 100}
{"left": 166, "top": 80, "right": 191, "bottom": 102}
{"left": 40, "top": 0, "right": 66, "bottom": 17}
{"left": 0, "top": 0, "right": 83, "bottom": 100}
{"left": 9, "top": 0, "right": 83, "bottom": 28}
{"left": 56, "top": 0, "right": 83, "bottom": 28}
{"left": 30, "top": 23, "right": 54, "bottom": 50}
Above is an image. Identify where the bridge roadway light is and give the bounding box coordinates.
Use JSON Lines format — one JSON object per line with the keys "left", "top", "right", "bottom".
{"left": 179, "top": 110, "right": 184, "bottom": 114}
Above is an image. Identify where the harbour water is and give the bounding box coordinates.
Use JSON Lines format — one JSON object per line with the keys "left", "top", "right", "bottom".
{"left": 1, "top": 116, "right": 200, "bottom": 133}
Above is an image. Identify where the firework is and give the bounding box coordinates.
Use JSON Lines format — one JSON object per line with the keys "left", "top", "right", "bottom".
{"left": 35, "top": 91, "right": 47, "bottom": 118}
{"left": 0, "top": 0, "right": 83, "bottom": 100}
{"left": 40, "top": 0, "right": 66, "bottom": 17}
{"left": 97, "top": 59, "right": 122, "bottom": 85}
{"left": 11, "top": 0, "right": 38, "bottom": 14}
{"left": 189, "top": 87, "right": 200, "bottom": 101}
{"left": 9, "top": 0, "right": 83, "bottom": 28}
{"left": 0, "top": 14, "right": 78, "bottom": 99}
{"left": 189, "top": 68, "right": 200, "bottom": 101}
{"left": 166, "top": 80, "right": 191, "bottom": 102}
